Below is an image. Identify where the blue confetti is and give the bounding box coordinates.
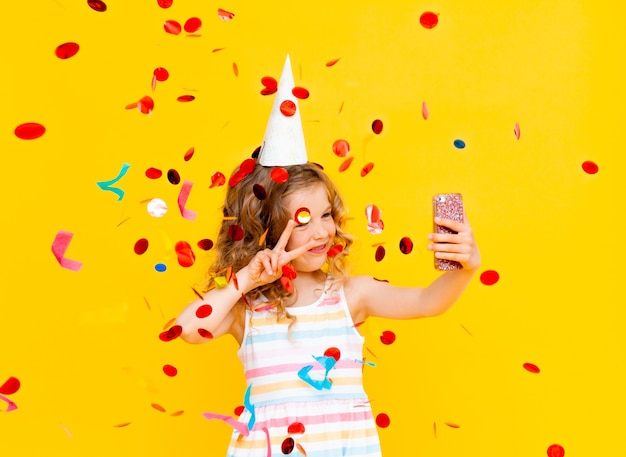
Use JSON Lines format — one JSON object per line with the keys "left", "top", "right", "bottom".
{"left": 155, "top": 263, "right": 167, "bottom": 272}
{"left": 96, "top": 163, "right": 131, "bottom": 200}
{"left": 453, "top": 139, "right": 466, "bottom": 149}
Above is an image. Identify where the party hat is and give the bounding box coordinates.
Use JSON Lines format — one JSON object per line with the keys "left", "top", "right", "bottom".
{"left": 258, "top": 55, "right": 308, "bottom": 166}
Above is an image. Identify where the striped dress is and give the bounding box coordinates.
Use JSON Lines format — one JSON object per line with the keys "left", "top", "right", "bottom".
{"left": 226, "top": 285, "right": 382, "bottom": 456}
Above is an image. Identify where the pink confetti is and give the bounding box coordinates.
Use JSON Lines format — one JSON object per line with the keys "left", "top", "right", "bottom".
{"left": 202, "top": 412, "right": 249, "bottom": 436}
{"left": 422, "top": 101, "right": 429, "bottom": 120}
{"left": 0, "top": 394, "right": 17, "bottom": 412}
{"left": 51, "top": 231, "right": 83, "bottom": 271}
{"left": 177, "top": 180, "right": 197, "bottom": 221}
{"left": 514, "top": 122, "right": 521, "bottom": 140}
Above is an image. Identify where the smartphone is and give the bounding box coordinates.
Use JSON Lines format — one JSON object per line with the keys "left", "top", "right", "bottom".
{"left": 433, "top": 193, "right": 464, "bottom": 270}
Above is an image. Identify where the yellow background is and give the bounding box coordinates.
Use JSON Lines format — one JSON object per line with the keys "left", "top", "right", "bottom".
{"left": 1, "top": 1, "right": 624, "bottom": 456}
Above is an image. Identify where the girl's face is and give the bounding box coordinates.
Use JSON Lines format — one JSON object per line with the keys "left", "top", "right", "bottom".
{"left": 284, "top": 182, "right": 337, "bottom": 273}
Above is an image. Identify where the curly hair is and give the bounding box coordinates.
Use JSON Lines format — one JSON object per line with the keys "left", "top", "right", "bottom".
{"left": 205, "top": 160, "right": 353, "bottom": 320}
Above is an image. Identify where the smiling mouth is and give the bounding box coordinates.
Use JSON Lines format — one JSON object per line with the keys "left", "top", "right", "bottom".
{"left": 308, "top": 244, "right": 328, "bottom": 254}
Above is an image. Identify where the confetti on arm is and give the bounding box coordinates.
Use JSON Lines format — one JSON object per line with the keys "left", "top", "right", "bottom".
{"left": 96, "top": 163, "right": 130, "bottom": 201}
{"left": 51, "top": 230, "right": 83, "bottom": 271}
{"left": 177, "top": 180, "right": 197, "bottom": 221}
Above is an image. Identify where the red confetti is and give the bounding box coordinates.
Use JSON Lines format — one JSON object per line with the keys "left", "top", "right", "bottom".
{"left": 151, "top": 403, "right": 166, "bottom": 413}
{"left": 228, "top": 224, "right": 245, "bottom": 241}
{"left": 14, "top": 123, "right": 46, "bottom": 140}
{"left": 380, "top": 330, "right": 396, "bottom": 345}
{"left": 164, "top": 20, "right": 182, "bottom": 35}
{"left": 175, "top": 241, "right": 195, "bottom": 267}
{"left": 480, "top": 270, "right": 500, "bottom": 285}
{"left": 327, "top": 244, "right": 343, "bottom": 257}
{"left": 153, "top": 67, "right": 169, "bottom": 82}
{"left": 167, "top": 169, "right": 181, "bottom": 184}
{"left": 281, "top": 437, "right": 295, "bottom": 454}
{"left": 332, "top": 139, "right": 350, "bottom": 157}
{"left": 270, "top": 167, "right": 289, "bottom": 183}
{"left": 399, "top": 237, "right": 413, "bottom": 254}
{"left": 0, "top": 377, "right": 20, "bottom": 395}
{"left": 253, "top": 184, "right": 267, "bottom": 200}
{"left": 159, "top": 325, "right": 182, "bottom": 342}
{"left": 196, "top": 304, "right": 213, "bottom": 318}
{"left": 55, "top": 42, "right": 80, "bottom": 59}
{"left": 210, "top": 172, "right": 226, "bottom": 188}
{"left": 294, "top": 207, "right": 311, "bottom": 224}
{"left": 234, "top": 405, "right": 245, "bottom": 416}
{"left": 197, "top": 328, "right": 213, "bottom": 339}
{"left": 582, "top": 160, "right": 598, "bottom": 174}
{"left": 288, "top": 422, "right": 306, "bottom": 434}
{"left": 177, "top": 95, "right": 195, "bottom": 102}
{"left": 145, "top": 167, "right": 162, "bottom": 179}
{"left": 280, "top": 100, "right": 297, "bottom": 117}
{"left": 157, "top": 0, "right": 173, "bottom": 8}
{"left": 184, "top": 147, "right": 195, "bottom": 161}
{"left": 375, "top": 245, "right": 385, "bottom": 262}
{"left": 197, "top": 239, "right": 214, "bottom": 250}
{"left": 137, "top": 96, "right": 154, "bottom": 114}
{"left": 282, "top": 264, "right": 297, "bottom": 279}
{"left": 280, "top": 276, "right": 295, "bottom": 293}
{"left": 260, "top": 76, "right": 278, "bottom": 95}
{"left": 547, "top": 444, "right": 565, "bottom": 457}
{"left": 163, "top": 364, "right": 178, "bottom": 377}
{"left": 339, "top": 157, "right": 354, "bottom": 172}
{"left": 134, "top": 238, "right": 149, "bottom": 255}
{"left": 324, "top": 347, "right": 341, "bottom": 361}
{"left": 87, "top": 0, "right": 107, "bottom": 12}
{"left": 523, "top": 363, "right": 541, "bottom": 374}
{"left": 184, "top": 17, "right": 202, "bottom": 33}
{"left": 375, "top": 413, "right": 390, "bottom": 428}
{"left": 218, "top": 8, "right": 235, "bottom": 21}
{"left": 420, "top": 11, "right": 439, "bottom": 29}
{"left": 292, "top": 87, "right": 309, "bottom": 99}
{"left": 361, "top": 163, "right": 374, "bottom": 177}
{"left": 326, "top": 58, "right": 340, "bottom": 67}
{"left": 240, "top": 159, "right": 256, "bottom": 174}
{"left": 372, "top": 119, "right": 383, "bottom": 134}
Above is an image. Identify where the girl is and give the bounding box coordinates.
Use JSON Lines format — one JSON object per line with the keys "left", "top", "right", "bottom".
{"left": 176, "top": 160, "right": 481, "bottom": 456}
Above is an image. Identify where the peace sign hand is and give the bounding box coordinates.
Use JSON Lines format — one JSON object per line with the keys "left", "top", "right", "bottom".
{"left": 242, "top": 220, "right": 317, "bottom": 291}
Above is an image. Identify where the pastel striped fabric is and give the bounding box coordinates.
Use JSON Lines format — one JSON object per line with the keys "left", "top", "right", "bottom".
{"left": 226, "top": 286, "right": 382, "bottom": 456}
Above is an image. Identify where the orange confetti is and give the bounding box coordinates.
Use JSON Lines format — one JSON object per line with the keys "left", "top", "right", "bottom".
{"left": 162, "top": 318, "right": 176, "bottom": 330}
{"left": 338, "top": 156, "right": 354, "bottom": 172}
{"left": 259, "top": 228, "right": 269, "bottom": 246}
{"left": 151, "top": 403, "right": 166, "bottom": 413}
{"left": 233, "top": 62, "right": 239, "bottom": 77}
{"left": 445, "top": 422, "right": 460, "bottom": 428}
{"left": 296, "top": 443, "right": 307, "bottom": 456}
{"left": 170, "top": 410, "right": 185, "bottom": 417}
{"left": 326, "top": 58, "right": 340, "bottom": 67}
{"left": 218, "top": 8, "right": 235, "bottom": 21}
{"left": 114, "top": 422, "right": 131, "bottom": 428}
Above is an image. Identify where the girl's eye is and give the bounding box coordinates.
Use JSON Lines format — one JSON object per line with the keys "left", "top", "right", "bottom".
{"left": 322, "top": 212, "right": 332, "bottom": 219}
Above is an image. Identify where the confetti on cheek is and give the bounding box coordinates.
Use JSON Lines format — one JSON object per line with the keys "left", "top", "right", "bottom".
{"left": 339, "top": 156, "right": 354, "bottom": 172}
{"left": 197, "top": 239, "right": 214, "bottom": 250}
{"left": 55, "top": 42, "right": 80, "bottom": 59}
{"left": 157, "top": 0, "right": 173, "bottom": 8}
{"left": 360, "top": 163, "right": 374, "bottom": 177}
{"left": 375, "top": 245, "right": 385, "bottom": 262}
{"left": 218, "top": 8, "right": 235, "bottom": 21}
{"left": 145, "top": 167, "right": 162, "bottom": 179}
{"left": 96, "top": 163, "right": 130, "bottom": 201}
{"left": 271, "top": 167, "right": 289, "bottom": 183}
{"left": 453, "top": 139, "right": 466, "bottom": 149}
{"left": 292, "top": 87, "right": 309, "bottom": 99}
{"left": 260, "top": 76, "right": 278, "bottom": 95}
{"left": 326, "top": 58, "right": 340, "bottom": 67}
{"left": 88, "top": 0, "right": 107, "bottom": 12}
{"left": 399, "top": 237, "right": 413, "bottom": 254}
{"left": 51, "top": 231, "right": 83, "bottom": 272}
{"left": 523, "top": 363, "right": 541, "bottom": 374}
{"left": 147, "top": 198, "right": 168, "bottom": 217}
{"left": 422, "top": 101, "right": 429, "bottom": 120}
{"left": 164, "top": 20, "right": 182, "bottom": 35}
{"left": 327, "top": 244, "right": 343, "bottom": 257}
{"left": 288, "top": 422, "right": 305, "bottom": 434}
{"left": 134, "top": 238, "right": 149, "bottom": 255}
{"left": 0, "top": 377, "right": 20, "bottom": 395}
{"left": 281, "top": 437, "right": 295, "bottom": 454}
{"left": 280, "top": 100, "right": 296, "bottom": 117}
{"left": 184, "top": 17, "right": 202, "bottom": 33}
{"left": 210, "top": 172, "right": 226, "bottom": 188}
{"left": 582, "top": 160, "right": 598, "bottom": 174}
{"left": 175, "top": 241, "right": 195, "bottom": 267}
{"left": 14, "top": 122, "right": 45, "bottom": 140}
{"left": 371, "top": 119, "right": 383, "bottom": 134}
{"left": 380, "top": 330, "right": 396, "bottom": 345}
{"left": 480, "top": 270, "right": 499, "bottom": 285}
{"left": 547, "top": 444, "right": 565, "bottom": 457}
{"left": 295, "top": 207, "right": 311, "bottom": 224}
{"left": 332, "top": 139, "right": 350, "bottom": 157}
{"left": 177, "top": 181, "right": 197, "bottom": 221}
{"left": 514, "top": 122, "right": 521, "bottom": 140}
{"left": 196, "top": 304, "right": 213, "bottom": 318}
{"left": 163, "top": 365, "right": 178, "bottom": 377}
{"left": 420, "top": 11, "right": 439, "bottom": 28}
{"left": 375, "top": 413, "right": 390, "bottom": 428}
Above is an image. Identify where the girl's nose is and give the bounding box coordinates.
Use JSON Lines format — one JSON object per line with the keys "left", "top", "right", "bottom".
{"left": 312, "top": 220, "right": 329, "bottom": 240}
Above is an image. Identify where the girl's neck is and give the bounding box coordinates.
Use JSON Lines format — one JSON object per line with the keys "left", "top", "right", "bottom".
{"left": 287, "top": 270, "right": 327, "bottom": 307}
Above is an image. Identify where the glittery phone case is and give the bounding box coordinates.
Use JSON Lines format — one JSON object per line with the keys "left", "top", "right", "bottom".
{"left": 433, "top": 193, "right": 464, "bottom": 270}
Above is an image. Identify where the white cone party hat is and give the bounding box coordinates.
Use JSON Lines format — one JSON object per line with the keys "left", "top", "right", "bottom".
{"left": 258, "top": 55, "right": 308, "bottom": 166}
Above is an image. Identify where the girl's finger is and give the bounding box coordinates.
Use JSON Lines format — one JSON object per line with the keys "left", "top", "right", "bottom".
{"left": 273, "top": 220, "right": 296, "bottom": 253}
